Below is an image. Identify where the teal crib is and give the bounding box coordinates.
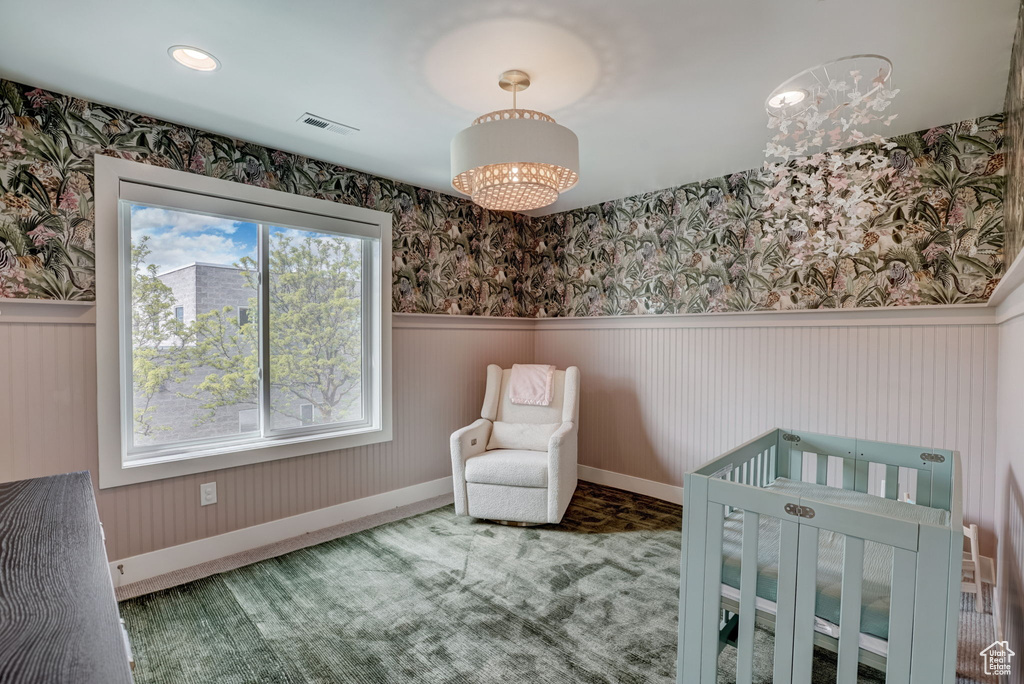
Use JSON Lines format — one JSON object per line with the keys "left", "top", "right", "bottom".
{"left": 677, "top": 429, "right": 963, "bottom": 684}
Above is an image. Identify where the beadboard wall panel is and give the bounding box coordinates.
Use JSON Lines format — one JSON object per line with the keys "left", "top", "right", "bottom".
{"left": 534, "top": 321, "right": 1000, "bottom": 549}
{"left": 996, "top": 277, "right": 1024, "bottom": 644}
{"left": 0, "top": 318, "right": 534, "bottom": 561}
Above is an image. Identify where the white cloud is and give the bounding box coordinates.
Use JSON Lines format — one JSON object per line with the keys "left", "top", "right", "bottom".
{"left": 143, "top": 232, "right": 256, "bottom": 273}
{"left": 130, "top": 207, "right": 246, "bottom": 237}
{"left": 130, "top": 206, "right": 257, "bottom": 272}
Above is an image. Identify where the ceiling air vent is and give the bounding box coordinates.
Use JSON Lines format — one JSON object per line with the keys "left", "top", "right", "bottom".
{"left": 297, "top": 112, "right": 359, "bottom": 136}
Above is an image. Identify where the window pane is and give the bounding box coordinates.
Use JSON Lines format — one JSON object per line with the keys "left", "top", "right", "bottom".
{"left": 267, "top": 226, "right": 364, "bottom": 431}
{"left": 127, "top": 203, "right": 259, "bottom": 452}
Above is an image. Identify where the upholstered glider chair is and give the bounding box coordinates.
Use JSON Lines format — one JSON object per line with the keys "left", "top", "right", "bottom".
{"left": 450, "top": 364, "right": 580, "bottom": 525}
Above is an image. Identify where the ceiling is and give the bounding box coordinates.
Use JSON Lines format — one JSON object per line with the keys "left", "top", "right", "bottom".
{"left": 0, "top": 0, "right": 1018, "bottom": 216}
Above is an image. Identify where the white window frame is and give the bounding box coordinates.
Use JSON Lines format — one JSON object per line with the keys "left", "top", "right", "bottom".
{"left": 237, "top": 305, "right": 250, "bottom": 327}
{"left": 95, "top": 156, "right": 392, "bottom": 489}
{"left": 174, "top": 305, "right": 184, "bottom": 322}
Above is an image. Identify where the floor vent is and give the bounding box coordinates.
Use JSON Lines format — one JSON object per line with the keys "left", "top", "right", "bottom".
{"left": 297, "top": 112, "right": 359, "bottom": 136}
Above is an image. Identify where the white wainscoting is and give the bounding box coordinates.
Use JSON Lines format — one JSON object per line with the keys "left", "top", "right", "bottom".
{"left": 535, "top": 316, "right": 1001, "bottom": 553}
{"left": 995, "top": 268, "right": 1024, "bottom": 643}
{"left": 0, "top": 315, "right": 534, "bottom": 561}
{"left": 0, "top": 306, "right": 1006, "bottom": 567}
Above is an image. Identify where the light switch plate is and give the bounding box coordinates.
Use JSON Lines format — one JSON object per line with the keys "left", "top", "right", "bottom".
{"left": 200, "top": 482, "right": 217, "bottom": 506}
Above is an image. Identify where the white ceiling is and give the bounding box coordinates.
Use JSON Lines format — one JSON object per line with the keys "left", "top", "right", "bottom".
{"left": 0, "top": 0, "right": 1018, "bottom": 216}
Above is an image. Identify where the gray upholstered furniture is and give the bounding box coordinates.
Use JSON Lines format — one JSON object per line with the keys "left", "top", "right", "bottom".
{"left": 450, "top": 364, "right": 580, "bottom": 524}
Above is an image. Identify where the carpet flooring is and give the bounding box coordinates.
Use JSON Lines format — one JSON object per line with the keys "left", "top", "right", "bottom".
{"left": 119, "top": 482, "right": 997, "bottom": 684}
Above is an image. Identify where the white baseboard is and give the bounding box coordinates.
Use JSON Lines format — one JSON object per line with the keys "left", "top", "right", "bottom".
{"left": 110, "top": 476, "right": 453, "bottom": 587}
{"left": 110, "top": 468, "right": 679, "bottom": 588}
{"left": 578, "top": 465, "right": 683, "bottom": 505}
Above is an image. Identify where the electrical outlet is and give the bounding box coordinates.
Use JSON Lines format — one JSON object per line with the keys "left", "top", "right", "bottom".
{"left": 200, "top": 482, "right": 217, "bottom": 506}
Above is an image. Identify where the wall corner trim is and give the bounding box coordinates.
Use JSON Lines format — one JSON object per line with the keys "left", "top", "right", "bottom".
{"left": 578, "top": 465, "right": 683, "bottom": 505}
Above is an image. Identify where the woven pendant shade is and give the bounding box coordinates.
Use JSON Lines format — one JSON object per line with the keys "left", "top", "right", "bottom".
{"left": 451, "top": 73, "right": 579, "bottom": 212}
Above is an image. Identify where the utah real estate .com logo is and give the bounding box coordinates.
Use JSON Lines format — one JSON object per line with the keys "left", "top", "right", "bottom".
{"left": 981, "top": 640, "right": 1015, "bottom": 677}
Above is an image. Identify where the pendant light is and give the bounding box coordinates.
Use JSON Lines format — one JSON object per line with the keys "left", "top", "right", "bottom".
{"left": 451, "top": 70, "right": 580, "bottom": 212}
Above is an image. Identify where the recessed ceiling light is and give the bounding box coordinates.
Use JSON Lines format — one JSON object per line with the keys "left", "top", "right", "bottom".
{"left": 168, "top": 45, "right": 220, "bottom": 72}
{"left": 767, "top": 89, "right": 807, "bottom": 109}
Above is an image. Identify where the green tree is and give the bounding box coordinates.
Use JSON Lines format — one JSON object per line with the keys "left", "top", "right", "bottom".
{"left": 129, "top": 237, "right": 191, "bottom": 437}
{"left": 184, "top": 230, "right": 363, "bottom": 426}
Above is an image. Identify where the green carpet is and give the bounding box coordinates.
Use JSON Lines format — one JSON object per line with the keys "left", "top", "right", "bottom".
{"left": 120, "top": 482, "right": 990, "bottom": 683}
{"left": 120, "top": 483, "right": 683, "bottom": 683}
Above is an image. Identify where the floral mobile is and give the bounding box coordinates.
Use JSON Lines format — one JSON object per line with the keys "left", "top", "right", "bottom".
{"left": 764, "top": 54, "right": 899, "bottom": 161}
{"left": 759, "top": 55, "right": 925, "bottom": 305}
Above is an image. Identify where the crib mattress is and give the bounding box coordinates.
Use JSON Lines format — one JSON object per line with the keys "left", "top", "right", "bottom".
{"left": 718, "top": 478, "right": 950, "bottom": 643}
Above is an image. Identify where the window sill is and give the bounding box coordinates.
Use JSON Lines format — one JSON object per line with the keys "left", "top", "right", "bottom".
{"left": 101, "top": 423, "right": 392, "bottom": 488}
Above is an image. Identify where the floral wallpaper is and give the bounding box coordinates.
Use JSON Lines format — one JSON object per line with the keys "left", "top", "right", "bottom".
{"left": 0, "top": 79, "right": 1008, "bottom": 318}
{"left": 530, "top": 115, "right": 1006, "bottom": 316}
{"left": 0, "top": 79, "right": 532, "bottom": 315}
{"left": 1005, "top": 0, "right": 1024, "bottom": 266}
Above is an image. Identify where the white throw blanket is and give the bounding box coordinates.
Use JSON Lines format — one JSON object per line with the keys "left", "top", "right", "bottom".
{"left": 509, "top": 364, "right": 555, "bottom": 406}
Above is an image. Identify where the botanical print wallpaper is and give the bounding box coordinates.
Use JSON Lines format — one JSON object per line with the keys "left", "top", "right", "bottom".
{"left": 1005, "top": 0, "right": 1024, "bottom": 266}
{"left": 0, "top": 79, "right": 532, "bottom": 316}
{"left": 0, "top": 79, "right": 1008, "bottom": 318}
{"left": 531, "top": 115, "right": 1006, "bottom": 317}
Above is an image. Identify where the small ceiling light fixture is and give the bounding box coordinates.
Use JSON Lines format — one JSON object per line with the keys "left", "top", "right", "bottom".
{"left": 767, "top": 89, "right": 807, "bottom": 109}
{"left": 168, "top": 45, "right": 220, "bottom": 72}
{"left": 451, "top": 70, "right": 579, "bottom": 212}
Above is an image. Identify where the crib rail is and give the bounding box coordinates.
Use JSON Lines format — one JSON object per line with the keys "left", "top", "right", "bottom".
{"left": 678, "top": 429, "right": 963, "bottom": 684}
{"left": 695, "top": 428, "right": 956, "bottom": 513}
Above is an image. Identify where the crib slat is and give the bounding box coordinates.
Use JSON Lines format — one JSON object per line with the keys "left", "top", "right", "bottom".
{"left": 773, "top": 519, "right": 800, "bottom": 683}
{"left": 776, "top": 432, "right": 793, "bottom": 479}
{"left": 910, "top": 524, "right": 952, "bottom": 684}
{"left": 791, "top": 525, "right": 819, "bottom": 684}
{"left": 837, "top": 536, "right": 865, "bottom": 683}
{"left": 816, "top": 454, "right": 828, "bottom": 485}
{"left": 884, "top": 465, "right": 899, "bottom": 499}
{"left": 915, "top": 470, "right": 932, "bottom": 507}
{"left": 679, "top": 476, "right": 708, "bottom": 683}
{"left": 700, "top": 503, "right": 725, "bottom": 684}
{"left": 853, "top": 459, "right": 870, "bottom": 494}
{"left": 736, "top": 512, "right": 759, "bottom": 684}
{"left": 842, "top": 456, "right": 856, "bottom": 490}
{"left": 886, "top": 547, "right": 917, "bottom": 684}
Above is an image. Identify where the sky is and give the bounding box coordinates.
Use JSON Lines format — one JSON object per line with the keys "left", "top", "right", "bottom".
{"left": 130, "top": 204, "right": 258, "bottom": 273}
{"left": 130, "top": 204, "right": 363, "bottom": 273}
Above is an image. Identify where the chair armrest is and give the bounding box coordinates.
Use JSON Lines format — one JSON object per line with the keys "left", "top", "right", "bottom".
{"left": 451, "top": 418, "right": 492, "bottom": 463}
{"left": 547, "top": 421, "right": 578, "bottom": 523}
{"left": 548, "top": 421, "right": 576, "bottom": 451}
{"left": 451, "top": 419, "right": 492, "bottom": 517}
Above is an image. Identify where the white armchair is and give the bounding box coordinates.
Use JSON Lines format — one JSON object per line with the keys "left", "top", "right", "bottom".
{"left": 450, "top": 364, "right": 580, "bottom": 525}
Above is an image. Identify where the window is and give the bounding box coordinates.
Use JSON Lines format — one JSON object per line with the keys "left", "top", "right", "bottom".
{"left": 95, "top": 157, "right": 392, "bottom": 488}
{"left": 238, "top": 408, "right": 259, "bottom": 433}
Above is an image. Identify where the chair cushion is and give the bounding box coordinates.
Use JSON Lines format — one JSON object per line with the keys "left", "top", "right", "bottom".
{"left": 464, "top": 450, "right": 549, "bottom": 488}
{"left": 486, "top": 421, "right": 560, "bottom": 452}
